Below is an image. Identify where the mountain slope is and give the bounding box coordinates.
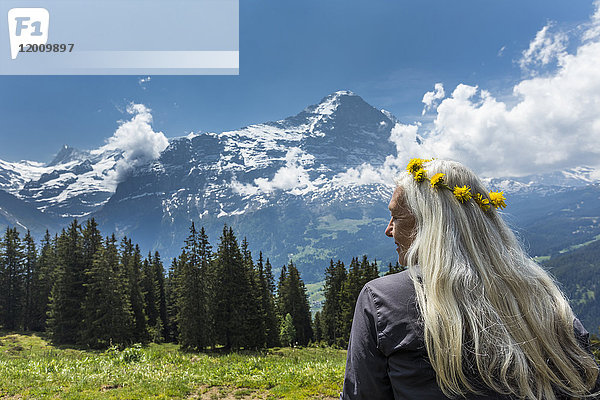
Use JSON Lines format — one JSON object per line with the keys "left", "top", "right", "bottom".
{"left": 0, "top": 189, "right": 58, "bottom": 236}
{"left": 94, "top": 91, "right": 398, "bottom": 280}
{"left": 0, "top": 144, "right": 124, "bottom": 219}
{"left": 1, "top": 90, "right": 599, "bottom": 284}
{"left": 502, "top": 184, "right": 600, "bottom": 256}
{"left": 544, "top": 240, "right": 600, "bottom": 333}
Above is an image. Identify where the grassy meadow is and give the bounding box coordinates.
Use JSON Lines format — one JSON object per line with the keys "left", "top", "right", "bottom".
{"left": 0, "top": 331, "right": 346, "bottom": 399}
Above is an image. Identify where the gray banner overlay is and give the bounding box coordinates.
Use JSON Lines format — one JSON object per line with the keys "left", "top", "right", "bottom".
{"left": 1, "top": 0, "right": 239, "bottom": 75}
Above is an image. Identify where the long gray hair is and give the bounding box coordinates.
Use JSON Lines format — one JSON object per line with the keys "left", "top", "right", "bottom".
{"left": 397, "top": 159, "right": 598, "bottom": 399}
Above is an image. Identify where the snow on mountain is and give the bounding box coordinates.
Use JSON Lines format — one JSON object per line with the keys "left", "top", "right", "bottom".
{"left": 0, "top": 103, "right": 167, "bottom": 219}
{"left": 0, "top": 143, "right": 135, "bottom": 219}
{"left": 93, "top": 89, "right": 600, "bottom": 279}
{"left": 0, "top": 90, "right": 400, "bottom": 225}
{"left": 47, "top": 144, "right": 88, "bottom": 166}
{"left": 485, "top": 166, "right": 599, "bottom": 194}
{"left": 2, "top": 90, "right": 600, "bottom": 280}
{"left": 0, "top": 159, "right": 50, "bottom": 193}
{"left": 90, "top": 91, "right": 400, "bottom": 278}
{"left": 18, "top": 146, "right": 124, "bottom": 217}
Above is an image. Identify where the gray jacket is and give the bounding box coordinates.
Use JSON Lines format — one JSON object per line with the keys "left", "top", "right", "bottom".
{"left": 341, "top": 270, "right": 598, "bottom": 399}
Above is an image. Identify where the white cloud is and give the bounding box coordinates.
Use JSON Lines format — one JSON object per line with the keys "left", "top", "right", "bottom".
{"left": 332, "top": 3, "right": 600, "bottom": 184}
{"left": 419, "top": 29, "right": 600, "bottom": 176}
{"left": 421, "top": 83, "right": 445, "bottom": 115}
{"left": 583, "top": 0, "right": 600, "bottom": 41}
{"left": 98, "top": 103, "right": 169, "bottom": 183}
{"left": 389, "top": 122, "right": 423, "bottom": 156}
{"left": 138, "top": 76, "right": 152, "bottom": 89}
{"left": 333, "top": 123, "right": 425, "bottom": 186}
{"left": 519, "top": 22, "right": 568, "bottom": 75}
{"left": 226, "top": 4, "right": 600, "bottom": 192}
{"left": 497, "top": 45, "right": 506, "bottom": 57}
{"left": 232, "top": 148, "right": 315, "bottom": 195}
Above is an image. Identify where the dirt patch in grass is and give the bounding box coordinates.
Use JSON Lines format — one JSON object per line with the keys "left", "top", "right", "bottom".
{"left": 189, "top": 386, "right": 339, "bottom": 400}
{"left": 4, "top": 335, "right": 20, "bottom": 343}
{"left": 3, "top": 344, "right": 24, "bottom": 356}
{"left": 190, "top": 385, "right": 272, "bottom": 399}
{"left": 100, "top": 384, "right": 123, "bottom": 392}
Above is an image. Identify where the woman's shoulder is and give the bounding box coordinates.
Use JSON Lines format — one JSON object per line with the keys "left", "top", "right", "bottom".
{"left": 364, "top": 269, "right": 416, "bottom": 305}
{"left": 363, "top": 269, "right": 423, "bottom": 356}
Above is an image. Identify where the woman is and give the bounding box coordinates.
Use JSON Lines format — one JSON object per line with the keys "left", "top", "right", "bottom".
{"left": 341, "top": 159, "right": 599, "bottom": 399}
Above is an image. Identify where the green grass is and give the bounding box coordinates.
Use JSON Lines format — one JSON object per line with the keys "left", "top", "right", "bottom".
{"left": 291, "top": 244, "right": 334, "bottom": 262}
{"left": 534, "top": 255, "right": 551, "bottom": 262}
{"left": 559, "top": 234, "right": 600, "bottom": 254}
{"left": 316, "top": 215, "right": 372, "bottom": 236}
{"left": 306, "top": 281, "right": 325, "bottom": 313}
{"left": 0, "top": 332, "right": 345, "bottom": 399}
{"left": 535, "top": 234, "right": 600, "bottom": 263}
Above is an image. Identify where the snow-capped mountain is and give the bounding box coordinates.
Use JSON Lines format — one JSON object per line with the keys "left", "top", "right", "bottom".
{"left": 1, "top": 90, "right": 599, "bottom": 281}
{"left": 0, "top": 144, "right": 123, "bottom": 219}
{"left": 93, "top": 91, "right": 399, "bottom": 279}
{"left": 486, "top": 166, "right": 600, "bottom": 195}
{"left": 0, "top": 159, "right": 48, "bottom": 193}
{"left": 104, "top": 90, "right": 396, "bottom": 210}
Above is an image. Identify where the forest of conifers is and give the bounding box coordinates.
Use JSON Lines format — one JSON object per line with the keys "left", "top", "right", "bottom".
{"left": 0, "top": 219, "right": 398, "bottom": 351}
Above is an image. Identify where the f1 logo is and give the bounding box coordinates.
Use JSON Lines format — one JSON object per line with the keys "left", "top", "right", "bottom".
{"left": 7, "top": 8, "right": 49, "bottom": 59}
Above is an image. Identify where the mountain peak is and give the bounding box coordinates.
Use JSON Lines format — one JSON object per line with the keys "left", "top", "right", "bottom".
{"left": 331, "top": 90, "right": 356, "bottom": 97}
{"left": 47, "top": 145, "right": 85, "bottom": 166}
{"left": 302, "top": 90, "right": 369, "bottom": 117}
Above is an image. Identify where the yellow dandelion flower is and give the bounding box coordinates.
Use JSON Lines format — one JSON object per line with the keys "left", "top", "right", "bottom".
{"left": 406, "top": 158, "right": 424, "bottom": 173}
{"left": 453, "top": 185, "right": 472, "bottom": 203}
{"left": 489, "top": 191, "right": 507, "bottom": 209}
{"left": 474, "top": 193, "right": 491, "bottom": 211}
{"left": 406, "top": 158, "right": 432, "bottom": 173}
{"left": 430, "top": 173, "right": 445, "bottom": 188}
{"left": 413, "top": 168, "right": 427, "bottom": 182}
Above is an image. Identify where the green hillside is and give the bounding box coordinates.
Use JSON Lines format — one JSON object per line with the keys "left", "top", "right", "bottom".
{"left": 544, "top": 239, "right": 600, "bottom": 335}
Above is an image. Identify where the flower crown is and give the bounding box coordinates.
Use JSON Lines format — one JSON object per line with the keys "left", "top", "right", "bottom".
{"left": 406, "top": 158, "right": 507, "bottom": 211}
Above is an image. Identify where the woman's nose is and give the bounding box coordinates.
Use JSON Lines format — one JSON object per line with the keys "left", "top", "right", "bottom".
{"left": 385, "top": 218, "right": 393, "bottom": 237}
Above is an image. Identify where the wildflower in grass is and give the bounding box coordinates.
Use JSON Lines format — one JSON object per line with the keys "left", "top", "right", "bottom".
{"left": 489, "top": 191, "right": 507, "bottom": 209}
{"left": 453, "top": 185, "right": 472, "bottom": 203}
{"left": 474, "top": 193, "right": 491, "bottom": 211}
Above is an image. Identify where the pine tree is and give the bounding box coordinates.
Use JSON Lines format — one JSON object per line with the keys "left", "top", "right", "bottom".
{"left": 280, "top": 313, "right": 296, "bottom": 347}
{"left": 177, "top": 222, "right": 212, "bottom": 350}
{"left": 258, "top": 254, "right": 279, "bottom": 347}
{"left": 339, "top": 257, "right": 362, "bottom": 346}
{"left": 277, "top": 263, "right": 287, "bottom": 318}
{"left": 321, "top": 259, "right": 346, "bottom": 345}
{"left": 277, "top": 261, "right": 313, "bottom": 346}
{"left": 0, "top": 228, "right": 25, "bottom": 330}
{"left": 141, "top": 252, "right": 160, "bottom": 341}
{"left": 213, "top": 225, "right": 250, "bottom": 350}
{"left": 81, "top": 235, "right": 133, "bottom": 348}
{"left": 152, "top": 251, "right": 168, "bottom": 342}
{"left": 359, "top": 255, "right": 379, "bottom": 286}
{"left": 121, "top": 238, "right": 148, "bottom": 342}
{"left": 81, "top": 219, "right": 102, "bottom": 275}
{"left": 240, "top": 238, "right": 263, "bottom": 349}
{"left": 197, "top": 227, "right": 215, "bottom": 348}
{"left": 313, "top": 311, "right": 323, "bottom": 343}
{"left": 385, "top": 261, "right": 405, "bottom": 276}
{"left": 165, "top": 257, "right": 181, "bottom": 342}
{"left": 30, "top": 230, "right": 55, "bottom": 331}
{"left": 22, "top": 231, "right": 36, "bottom": 331}
{"left": 47, "top": 221, "right": 85, "bottom": 344}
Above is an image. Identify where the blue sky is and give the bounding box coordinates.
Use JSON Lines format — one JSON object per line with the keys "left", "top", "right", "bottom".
{"left": 0, "top": 0, "right": 597, "bottom": 171}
